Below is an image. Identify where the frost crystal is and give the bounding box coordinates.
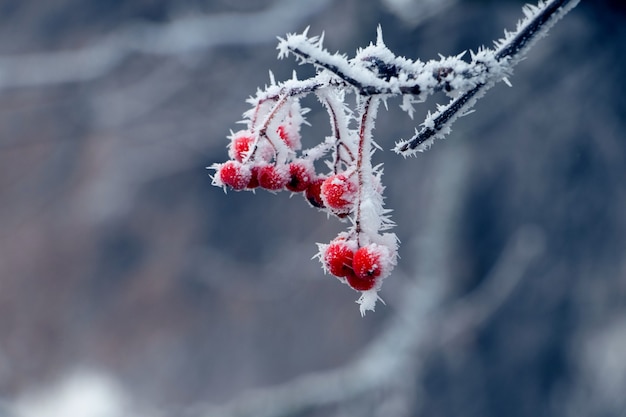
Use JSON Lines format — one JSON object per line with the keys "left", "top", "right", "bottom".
{"left": 211, "top": 0, "right": 579, "bottom": 314}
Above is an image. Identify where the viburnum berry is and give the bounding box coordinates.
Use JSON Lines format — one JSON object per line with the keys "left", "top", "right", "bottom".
{"left": 323, "top": 238, "right": 356, "bottom": 278}
{"left": 352, "top": 244, "right": 386, "bottom": 280}
{"left": 246, "top": 165, "right": 260, "bottom": 189}
{"left": 229, "top": 130, "right": 254, "bottom": 162}
{"left": 345, "top": 270, "right": 376, "bottom": 291}
{"left": 321, "top": 174, "right": 357, "bottom": 214}
{"left": 217, "top": 160, "right": 251, "bottom": 191}
{"left": 286, "top": 160, "right": 314, "bottom": 193}
{"left": 305, "top": 177, "right": 326, "bottom": 208}
{"left": 257, "top": 164, "right": 289, "bottom": 191}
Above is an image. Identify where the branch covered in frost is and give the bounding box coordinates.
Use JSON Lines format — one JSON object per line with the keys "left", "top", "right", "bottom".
{"left": 394, "top": 0, "right": 580, "bottom": 154}
{"left": 211, "top": 0, "right": 578, "bottom": 313}
{"left": 279, "top": 27, "right": 494, "bottom": 99}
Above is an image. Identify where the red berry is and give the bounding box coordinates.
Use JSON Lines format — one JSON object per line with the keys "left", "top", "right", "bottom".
{"left": 286, "top": 160, "right": 314, "bottom": 193}
{"left": 246, "top": 166, "right": 260, "bottom": 189}
{"left": 320, "top": 174, "right": 357, "bottom": 214}
{"left": 229, "top": 130, "right": 254, "bottom": 162}
{"left": 345, "top": 270, "right": 376, "bottom": 291}
{"left": 257, "top": 164, "right": 289, "bottom": 191}
{"left": 352, "top": 245, "right": 383, "bottom": 280}
{"left": 305, "top": 177, "right": 325, "bottom": 208}
{"left": 218, "top": 161, "right": 251, "bottom": 191}
{"left": 323, "top": 239, "right": 355, "bottom": 278}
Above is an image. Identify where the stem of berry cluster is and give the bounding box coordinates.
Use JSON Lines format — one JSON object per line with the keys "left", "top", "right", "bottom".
{"left": 249, "top": 95, "right": 289, "bottom": 164}
{"left": 355, "top": 96, "right": 378, "bottom": 247}
{"left": 317, "top": 89, "right": 354, "bottom": 173}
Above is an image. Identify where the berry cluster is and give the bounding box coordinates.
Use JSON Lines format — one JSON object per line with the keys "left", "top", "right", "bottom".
{"left": 214, "top": 127, "right": 320, "bottom": 200}
{"left": 320, "top": 235, "right": 395, "bottom": 292}
{"left": 211, "top": 89, "right": 397, "bottom": 314}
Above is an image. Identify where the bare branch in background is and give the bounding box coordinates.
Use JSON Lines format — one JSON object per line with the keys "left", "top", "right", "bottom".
{"left": 381, "top": 0, "right": 457, "bottom": 26}
{"left": 0, "top": 0, "right": 332, "bottom": 89}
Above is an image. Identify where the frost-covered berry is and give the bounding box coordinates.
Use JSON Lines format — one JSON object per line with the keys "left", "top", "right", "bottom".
{"left": 323, "top": 238, "right": 356, "bottom": 278}
{"left": 305, "top": 177, "right": 326, "bottom": 208}
{"left": 321, "top": 174, "right": 357, "bottom": 214}
{"left": 229, "top": 130, "right": 254, "bottom": 162}
{"left": 217, "top": 160, "right": 251, "bottom": 191}
{"left": 286, "top": 160, "right": 314, "bottom": 193}
{"left": 246, "top": 165, "right": 260, "bottom": 189}
{"left": 352, "top": 244, "right": 388, "bottom": 280}
{"left": 345, "top": 270, "right": 376, "bottom": 291}
{"left": 257, "top": 164, "right": 289, "bottom": 191}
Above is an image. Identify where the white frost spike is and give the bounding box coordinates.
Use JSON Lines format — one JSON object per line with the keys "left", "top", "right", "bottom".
{"left": 459, "top": 109, "right": 476, "bottom": 117}
{"left": 276, "top": 36, "right": 289, "bottom": 59}
{"left": 317, "top": 31, "right": 325, "bottom": 48}
{"left": 357, "top": 290, "right": 384, "bottom": 316}
{"left": 376, "top": 25, "right": 385, "bottom": 46}
{"left": 400, "top": 96, "right": 417, "bottom": 119}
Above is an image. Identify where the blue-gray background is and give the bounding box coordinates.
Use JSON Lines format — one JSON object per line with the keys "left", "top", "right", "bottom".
{"left": 0, "top": 1, "right": 624, "bottom": 416}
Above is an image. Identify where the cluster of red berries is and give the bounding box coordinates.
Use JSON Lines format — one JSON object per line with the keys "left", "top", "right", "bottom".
{"left": 320, "top": 236, "right": 394, "bottom": 291}
{"left": 212, "top": 100, "right": 397, "bottom": 310}
{"left": 215, "top": 128, "right": 310, "bottom": 189}
{"left": 214, "top": 128, "right": 363, "bottom": 218}
{"left": 216, "top": 158, "right": 315, "bottom": 193}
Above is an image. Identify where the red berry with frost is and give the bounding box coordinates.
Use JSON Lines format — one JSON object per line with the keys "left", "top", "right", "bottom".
{"left": 246, "top": 166, "right": 260, "bottom": 189}
{"left": 305, "top": 177, "right": 326, "bottom": 208}
{"left": 229, "top": 130, "right": 254, "bottom": 162}
{"left": 345, "top": 270, "right": 376, "bottom": 291}
{"left": 321, "top": 174, "right": 357, "bottom": 214}
{"left": 352, "top": 245, "right": 384, "bottom": 280}
{"left": 286, "top": 160, "right": 314, "bottom": 193}
{"left": 217, "top": 160, "right": 251, "bottom": 191}
{"left": 323, "top": 239, "right": 355, "bottom": 278}
{"left": 257, "top": 164, "right": 289, "bottom": 191}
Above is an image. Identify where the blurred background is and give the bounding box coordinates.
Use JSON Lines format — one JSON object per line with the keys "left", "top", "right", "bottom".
{"left": 0, "top": 0, "right": 625, "bottom": 416}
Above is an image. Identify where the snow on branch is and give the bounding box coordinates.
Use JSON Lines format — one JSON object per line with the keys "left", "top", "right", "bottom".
{"left": 210, "top": 0, "right": 579, "bottom": 313}
{"left": 394, "top": 0, "right": 580, "bottom": 154}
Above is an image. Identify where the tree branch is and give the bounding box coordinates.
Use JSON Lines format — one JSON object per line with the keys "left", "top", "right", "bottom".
{"left": 394, "top": 0, "right": 580, "bottom": 155}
